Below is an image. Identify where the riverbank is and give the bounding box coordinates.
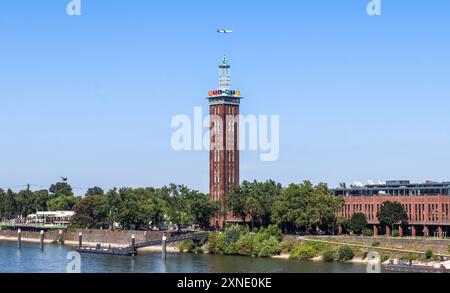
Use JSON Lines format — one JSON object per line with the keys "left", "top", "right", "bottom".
{"left": 290, "top": 235, "right": 450, "bottom": 268}
{"left": 2, "top": 228, "right": 448, "bottom": 269}
{"left": 0, "top": 240, "right": 372, "bottom": 273}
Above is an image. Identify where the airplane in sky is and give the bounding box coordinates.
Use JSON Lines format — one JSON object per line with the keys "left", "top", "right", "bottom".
{"left": 217, "top": 29, "right": 233, "bottom": 34}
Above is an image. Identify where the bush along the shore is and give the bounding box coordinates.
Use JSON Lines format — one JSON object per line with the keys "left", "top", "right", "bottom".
{"left": 425, "top": 250, "right": 433, "bottom": 260}
{"left": 280, "top": 240, "right": 296, "bottom": 253}
{"left": 206, "top": 225, "right": 282, "bottom": 258}
{"left": 290, "top": 243, "right": 318, "bottom": 260}
{"left": 322, "top": 250, "right": 336, "bottom": 262}
{"left": 178, "top": 239, "right": 204, "bottom": 253}
{"left": 289, "top": 241, "right": 329, "bottom": 260}
{"left": 337, "top": 245, "right": 354, "bottom": 262}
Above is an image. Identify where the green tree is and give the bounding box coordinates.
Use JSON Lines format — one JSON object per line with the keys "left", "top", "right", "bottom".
{"left": 47, "top": 195, "right": 79, "bottom": 211}
{"left": 114, "top": 188, "right": 157, "bottom": 229}
{"left": 49, "top": 182, "right": 73, "bottom": 198}
{"left": 225, "top": 182, "right": 252, "bottom": 224}
{"left": 0, "top": 189, "right": 6, "bottom": 219}
{"left": 159, "top": 184, "right": 218, "bottom": 228}
{"left": 3, "top": 189, "right": 17, "bottom": 219}
{"left": 377, "top": 201, "right": 408, "bottom": 230}
{"left": 184, "top": 190, "right": 219, "bottom": 229}
{"left": 72, "top": 195, "right": 109, "bottom": 228}
{"left": 247, "top": 180, "right": 282, "bottom": 228}
{"left": 33, "top": 189, "right": 49, "bottom": 212}
{"left": 85, "top": 187, "right": 104, "bottom": 197}
{"left": 16, "top": 188, "right": 36, "bottom": 217}
{"left": 272, "top": 181, "right": 343, "bottom": 234}
{"left": 350, "top": 212, "right": 368, "bottom": 234}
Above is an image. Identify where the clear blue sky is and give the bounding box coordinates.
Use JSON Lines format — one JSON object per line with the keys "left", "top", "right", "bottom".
{"left": 1, "top": 1, "right": 449, "bottom": 194}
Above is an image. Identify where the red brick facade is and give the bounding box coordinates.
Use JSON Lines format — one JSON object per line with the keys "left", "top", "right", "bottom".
{"left": 210, "top": 104, "right": 240, "bottom": 226}
{"left": 338, "top": 195, "right": 450, "bottom": 237}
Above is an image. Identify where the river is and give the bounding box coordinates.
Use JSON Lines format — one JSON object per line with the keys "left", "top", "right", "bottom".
{"left": 0, "top": 241, "right": 375, "bottom": 273}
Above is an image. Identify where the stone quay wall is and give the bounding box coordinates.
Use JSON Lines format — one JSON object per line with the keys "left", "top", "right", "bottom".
{"left": 0, "top": 228, "right": 185, "bottom": 247}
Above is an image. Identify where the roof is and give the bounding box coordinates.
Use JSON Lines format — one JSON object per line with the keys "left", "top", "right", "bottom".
{"left": 27, "top": 211, "right": 75, "bottom": 218}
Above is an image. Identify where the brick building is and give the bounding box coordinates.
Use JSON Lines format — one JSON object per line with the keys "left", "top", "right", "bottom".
{"left": 336, "top": 180, "right": 450, "bottom": 237}
{"left": 207, "top": 56, "right": 242, "bottom": 227}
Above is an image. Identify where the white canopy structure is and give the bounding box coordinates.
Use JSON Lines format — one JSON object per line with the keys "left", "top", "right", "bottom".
{"left": 27, "top": 211, "right": 75, "bottom": 225}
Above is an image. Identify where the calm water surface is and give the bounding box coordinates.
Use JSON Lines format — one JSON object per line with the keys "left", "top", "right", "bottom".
{"left": 0, "top": 241, "right": 373, "bottom": 273}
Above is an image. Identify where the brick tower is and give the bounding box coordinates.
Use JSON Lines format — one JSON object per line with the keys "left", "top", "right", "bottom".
{"left": 207, "top": 56, "right": 242, "bottom": 227}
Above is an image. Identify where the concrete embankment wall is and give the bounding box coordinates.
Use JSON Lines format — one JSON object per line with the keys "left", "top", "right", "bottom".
{"left": 0, "top": 229, "right": 63, "bottom": 244}
{"left": 293, "top": 235, "right": 450, "bottom": 255}
{"left": 0, "top": 228, "right": 183, "bottom": 247}
{"left": 64, "top": 229, "right": 180, "bottom": 247}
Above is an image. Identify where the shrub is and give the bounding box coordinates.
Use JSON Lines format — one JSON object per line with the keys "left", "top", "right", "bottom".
{"left": 253, "top": 225, "right": 282, "bottom": 244}
{"left": 322, "top": 250, "right": 335, "bottom": 262}
{"left": 400, "top": 254, "right": 418, "bottom": 262}
{"left": 178, "top": 240, "right": 195, "bottom": 252}
{"left": 392, "top": 230, "right": 399, "bottom": 237}
{"left": 371, "top": 240, "right": 381, "bottom": 247}
{"left": 206, "top": 233, "right": 219, "bottom": 254}
{"left": 280, "top": 240, "right": 296, "bottom": 253}
{"left": 290, "top": 243, "right": 317, "bottom": 260}
{"left": 206, "top": 224, "right": 284, "bottom": 258}
{"left": 223, "top": 225, "right": 245, "bottom": 243}
{"left": 362, "top": 251, "right": 368, "bottom": 260}
{"left": 214, "top": 233, "right": 226, "bottom": 255}
{"left": 305, "top": 241, "right": 327, "bottom": 251}
{"left": 381, "top": 253, "right": 390, "bottom": 263}
{"left": 220, "top": 225, "right": 247, "bottom": 255}
{"left": 256, "top": 236, "right": 282, "bottom": 257}
{"left": 363, "top": 228, "right": 374, "bottom": 237}
{"left": 425, "top": 250, "right": 433, "bottom": 260}
{"left": 337, "top": 245, "right": 354, "bottom": 262}
{"left": 234, "top": 233, "right": 255, "bottom": 256}
{"left": 265, "top": 225, "right": 283, "bottom": 241}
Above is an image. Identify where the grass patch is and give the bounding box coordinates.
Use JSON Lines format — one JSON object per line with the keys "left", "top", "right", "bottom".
{"left": 371, "top": 240, "right": 381, "bottom": 247}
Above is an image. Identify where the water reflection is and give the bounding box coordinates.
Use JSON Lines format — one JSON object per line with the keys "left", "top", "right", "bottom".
{"left": 0, "top": 241, "right": 370, "bottom": 273}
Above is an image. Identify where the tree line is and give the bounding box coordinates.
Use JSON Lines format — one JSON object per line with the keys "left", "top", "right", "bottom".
{"left": 0, "top": 182, "right": 219, "bottom": 230}
{"left": 0, "top": 180, "right": 346, "bottom": 232}
{"left": 1, "top": 180, "right": 410, "bottom": 233}
{"left": 226, "top": 180, "right": 344, "bottom": 233}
